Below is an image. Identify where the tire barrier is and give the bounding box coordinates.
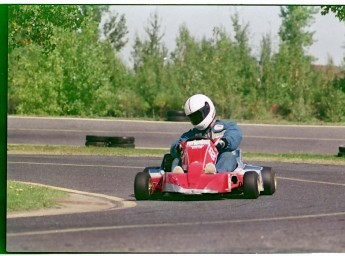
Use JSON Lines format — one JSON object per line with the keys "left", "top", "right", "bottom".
{"left": 338, "top": 145, "right": 345, "bottom": 157}
{"left": 166, "top": 110, "right": 188, "bottom": 122}
{"left": 85, "top": 135, "right": 135, "bottom": 148}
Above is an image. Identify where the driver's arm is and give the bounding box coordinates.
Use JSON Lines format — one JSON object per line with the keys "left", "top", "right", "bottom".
{"left": 222, "top": 121, "right": 243, "bottom": 151}
{"left": 170, "top": 130, "right": 193, "bottom": 158}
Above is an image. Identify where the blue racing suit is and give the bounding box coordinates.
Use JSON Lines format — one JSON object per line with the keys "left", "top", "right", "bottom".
{"left": 170, "top": 120, "right": 242, "bottom": 172}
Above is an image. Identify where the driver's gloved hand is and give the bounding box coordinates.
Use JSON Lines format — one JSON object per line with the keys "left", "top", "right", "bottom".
{"left": 216, "top": 138, "right": 228, "bottom": 151}
{"left": 176, "top": 143, "right": 183, "bottom": 154}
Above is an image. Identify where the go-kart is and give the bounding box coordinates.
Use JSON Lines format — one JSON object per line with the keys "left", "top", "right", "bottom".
{"left": 134, "top": 136, "right": 276, "bottom": 200}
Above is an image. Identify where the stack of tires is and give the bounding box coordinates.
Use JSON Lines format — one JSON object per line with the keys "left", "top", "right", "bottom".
{"left": 338, "top": 145, "right": 345, "bottom": 157}
{"left": 166, "top": 110, "right": 188, "bottom": 122}
{"left": 85, "top": 135, "right": 135, "bottom": 148}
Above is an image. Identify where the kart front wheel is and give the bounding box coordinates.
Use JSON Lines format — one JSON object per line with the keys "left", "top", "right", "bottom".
{"left": 134, "top": 172, "right": 152, "bottom": 200}
{"left": 261, "top": 167, "right": 276, "bottom": 195}
{"left": 243, "top": 171, "right": 260, "bottom": 199}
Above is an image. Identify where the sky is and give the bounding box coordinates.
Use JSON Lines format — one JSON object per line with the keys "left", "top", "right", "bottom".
{"left": 107, "top": 5, "right": 345, "bottom": 67}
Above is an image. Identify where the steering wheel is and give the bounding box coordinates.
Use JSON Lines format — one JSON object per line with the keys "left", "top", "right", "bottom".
{"left": 185, "top": 135, "right": 211, "bottom": 142}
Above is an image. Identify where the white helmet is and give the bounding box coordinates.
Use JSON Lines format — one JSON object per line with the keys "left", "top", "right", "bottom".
{"left": 184, "top": 94, "right": 216, "bottom": 130}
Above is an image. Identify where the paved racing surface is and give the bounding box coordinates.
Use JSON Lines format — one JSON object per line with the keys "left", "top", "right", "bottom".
{"left": 7, "top": 154, "right": 345, "bottom": 253}
{"left": 7, "top": 116, "right": 345, "bottom": 154}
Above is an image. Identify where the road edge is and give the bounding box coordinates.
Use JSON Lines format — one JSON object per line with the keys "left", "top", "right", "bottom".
{"left": 7, "top": 182, "right": 137, "bottom": 218}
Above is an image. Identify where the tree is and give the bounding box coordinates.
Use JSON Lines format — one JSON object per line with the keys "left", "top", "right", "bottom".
{"left": 80, "top": 6, "right": 129, "bottom": 52}
{"left": 132, "top": 11, "right": 166, "bottom": 69}
{"left": 258, "top": 33, "right": 275, "bottom": 112}
{"left": 272, "top": 6, "right": 317, "bottom": 120}
{"left": 131, "top": 11, "right": 169, "bottom": 117}
{"left": 230, "top": 13, "right": 261, "bottom": 119}
{"left": 8, "top": 13, "right": 130, "bottom": 116}
{"left": 8, "top": 44, "right": 64, "bottom": 114}
{"left": 170, "top": 25, "right": 202, "bottom": 98}
{"left": 55, "top": 15, "right": 124, "bottom": 116}
{"left": 279, "top": 6, "right": 316, "bottom": 51}
{"left": 8, "top": 5, "right": 84, "bottom": 53}
{"left": 102, "top": 9, "right": 129, "bottom": 51}
{"left": 80, "top": 5, "right": 108, "bottom": 23}
{"left": 321, "top": 6, "right": 345, "bottom": 22}
{"left": 206, "top": 26, "right": 237, "bottom": 118}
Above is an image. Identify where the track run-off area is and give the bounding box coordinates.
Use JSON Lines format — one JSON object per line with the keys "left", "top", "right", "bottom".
{"left": 6, "top": 116, "right": 345, "bottom": 253}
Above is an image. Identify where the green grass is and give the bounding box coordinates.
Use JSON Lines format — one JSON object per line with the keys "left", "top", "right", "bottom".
{"left": 7, "top": 181, "right": 67, "bottom": 212}
{"left": 7, "top": 144, "right": 345, "bottom": 165}
{"left": 8, "top": 144, "right": 166, "bottom": 157}
{"left": 244, "top": 152, "right": 345, "bottom": 165}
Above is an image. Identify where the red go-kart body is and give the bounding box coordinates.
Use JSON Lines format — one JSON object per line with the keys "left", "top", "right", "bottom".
{"left": 163, "top": 139, "right": 242, "bottom": 194}
{"left": 134, "top": 137, "right": 276, "bottom": 200}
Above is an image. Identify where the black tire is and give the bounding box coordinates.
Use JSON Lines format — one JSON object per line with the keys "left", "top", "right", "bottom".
{"left": 339, "top": 145, "right": 345, "bottom": 153}
{"left": 134, "top": 172, "right": 152, "bottom": 200}
{"left": 86, "top": 135, "right": 135, "bottom": 148}
{"left": 85, "top": 141, "right": 110, "bottom": 147}
{"left": 108, "top": 143, "right": 135, "bottom": 148}
{"left": 243, "top": 171, "right": 260, "bottom": 199}
{"left": 143, "top": 167, "right": 160, "bottom": 173}
{"left": 86, "top": 135, "right": 109, "bottom": 143}
{"left": 166, "top": 110, "right": 185, "bottom": 117}
{"left": 108, "top": 136, "right": 135, "bottom": 144}
{"left": 166, "top": 110, "right": 188, "bottom": 122}
{"left": 167, "top": 115, "right": 189, "bottom": 122}
{"left": 261, "top": 167, "right": 277, "bottom": 195}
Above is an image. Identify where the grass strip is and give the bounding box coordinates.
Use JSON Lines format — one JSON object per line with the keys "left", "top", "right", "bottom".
{"left": 7, "top": 144, "right": 345, "bottom": 165}
{"left": 7, "top": 144, "right": 165, "bottom": 157}
{"left": 244, "top": 152, "right": 345, "bottom": 165}
{"left": 7, "top": 180, "right": 67, "bottom": 212}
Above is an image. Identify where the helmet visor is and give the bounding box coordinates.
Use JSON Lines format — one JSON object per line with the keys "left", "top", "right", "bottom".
{"left": 187, "top": 102, "right": 210, "bottom": 126}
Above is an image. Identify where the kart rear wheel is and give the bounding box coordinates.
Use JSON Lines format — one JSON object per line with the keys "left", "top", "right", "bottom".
{"left": 261, "top": 167, "right": 276, "bottom": 195}
{"left": 134, "top": 172, "right": 152, "bottom": 200}
{"left": 243, "top": 171, "right": 260, "bottom": 199}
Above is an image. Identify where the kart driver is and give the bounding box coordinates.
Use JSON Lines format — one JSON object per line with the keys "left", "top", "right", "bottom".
{"left": 170, "top": 93, "right": 243, "bottom": 174}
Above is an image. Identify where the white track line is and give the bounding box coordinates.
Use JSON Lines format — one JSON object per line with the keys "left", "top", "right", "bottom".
{"left": 279, "top": 176, "right": 345, "bottom": 187}
{"left": 7, "top": 161, "right": 143, "bottom": 169}
{"left": 7, "top": 115, "right": 186, "bottom": 124}
{"left": 8, "top": 127, "right": 180, "bottom": 135}
{"left": 7, "top": 164, "right": 345, "bottom": 236}
{"left": 8, "top": 211, "right": 345, "bottom": 237}
{"left": 8, "top": 162, "right": 345, "bottom": 187}
{"left": 8, "top": 127, "right": 343, "bottom": 141}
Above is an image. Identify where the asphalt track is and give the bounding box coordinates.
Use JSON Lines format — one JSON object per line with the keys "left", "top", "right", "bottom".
{"left": 6, "top": 154, "right": 345, "bottom": 253}
{"left": 7, "top": 116, "right": 345, "bottom": 154}
{"left": 6, "top": 116, "right": 345, "bottom": 252}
